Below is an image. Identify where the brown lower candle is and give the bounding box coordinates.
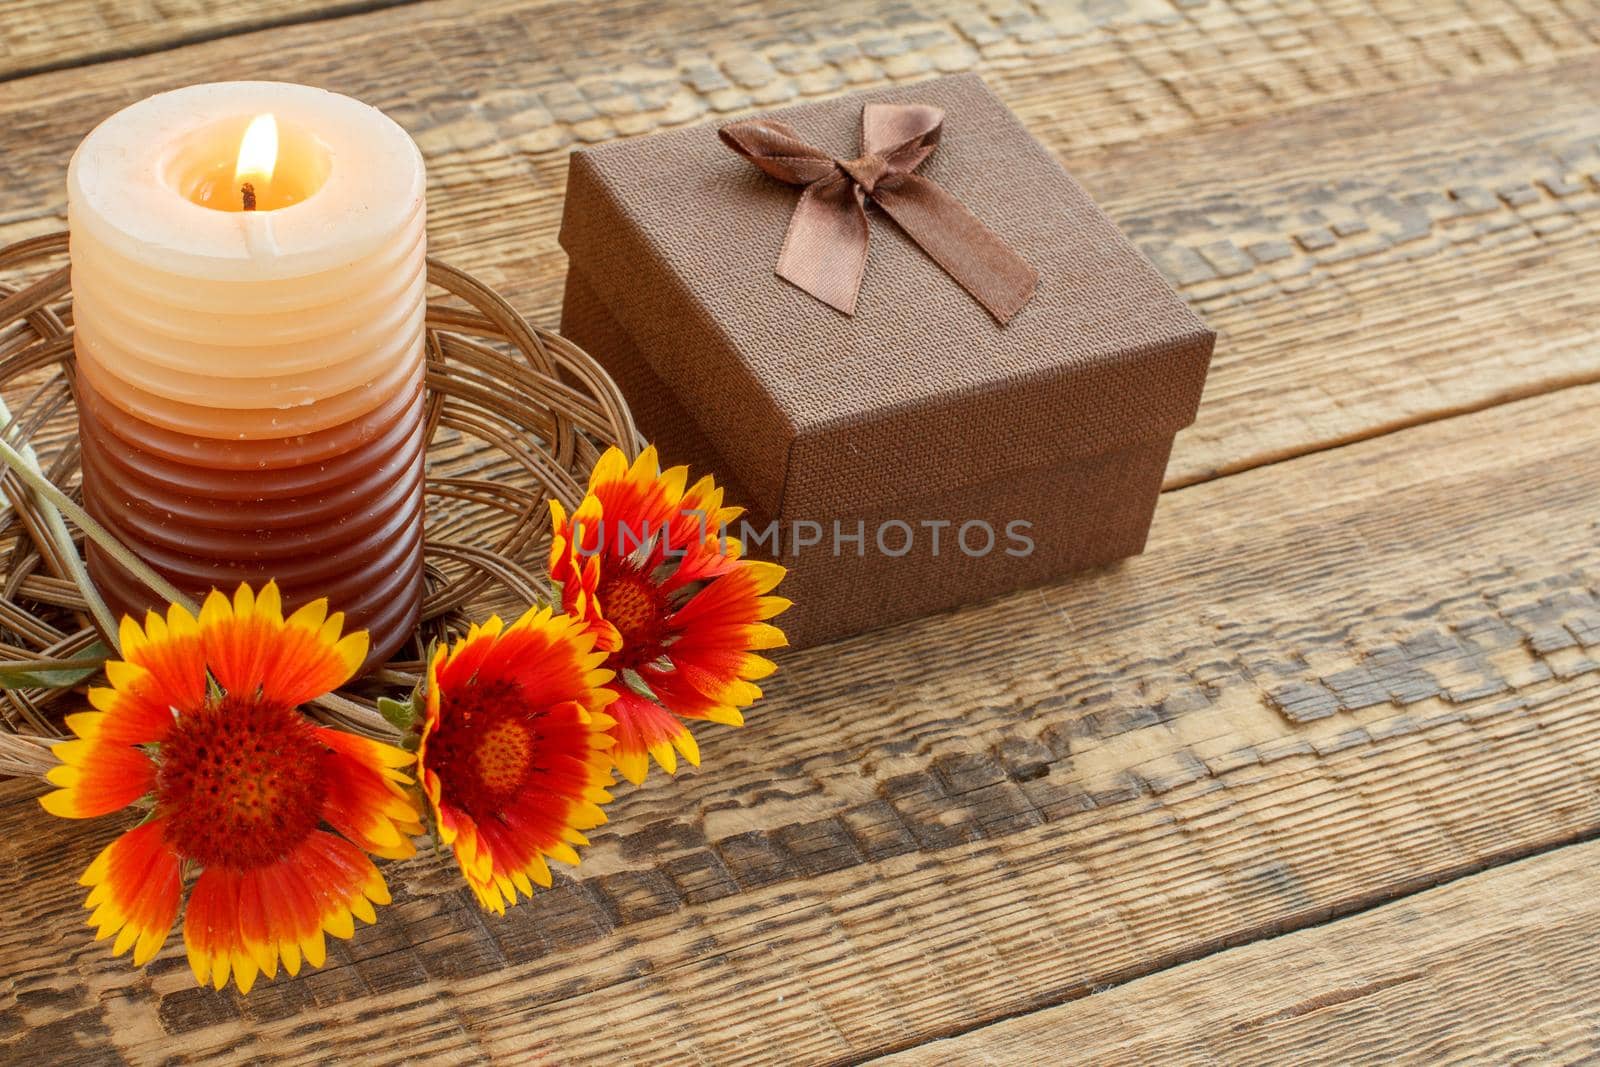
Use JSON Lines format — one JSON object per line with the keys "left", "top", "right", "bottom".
{"left": 76, "top": 366, "right": 427, "bottom": 669}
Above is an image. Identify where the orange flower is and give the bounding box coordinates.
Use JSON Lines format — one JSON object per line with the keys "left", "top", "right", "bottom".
{"left": 549, "top": 446, "right": 789, "bottom": 784}
{"left": 415, "top": 607, "right": 616, "bottom": 913}
{"left": 39, "top": 582, "right": 421, "bottom": 993}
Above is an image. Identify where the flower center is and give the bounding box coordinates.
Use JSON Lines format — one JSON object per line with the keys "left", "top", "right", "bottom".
{"left": 597, "top": 568, "right": 669, "bottom": 667}
{"left": 155, "top": 695, "right": 329, "bottom": 870}
{"left": 425, "top": 678, "right": 542, "bottom": 816}
{"left": 473, "top": 717, "right": 536, "bottom": 797}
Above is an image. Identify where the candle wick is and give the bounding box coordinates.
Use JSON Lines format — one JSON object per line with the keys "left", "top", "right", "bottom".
{"left": 241, "top": 182, "right": 257, "bottom": 211}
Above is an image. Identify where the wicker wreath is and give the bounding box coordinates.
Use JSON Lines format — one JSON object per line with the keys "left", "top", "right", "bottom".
{"left": 0, "top": 232, "right": 640, "bottom": 775}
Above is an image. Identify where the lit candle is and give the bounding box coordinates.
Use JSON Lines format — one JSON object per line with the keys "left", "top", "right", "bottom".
{"left": 67, "top": 82, "right": 427, "bottom": 669}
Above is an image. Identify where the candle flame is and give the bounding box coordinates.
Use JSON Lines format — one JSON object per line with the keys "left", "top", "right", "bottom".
{"left": 234, "top": 114, "right": 279, "bottom": 184}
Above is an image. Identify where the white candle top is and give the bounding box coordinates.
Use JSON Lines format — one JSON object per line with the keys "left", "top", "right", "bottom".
{"left": 67, "top": 80, "right": 427, "bottom": 436}
{"left": 68, "top": 81, "right": 425, "bottom": 280}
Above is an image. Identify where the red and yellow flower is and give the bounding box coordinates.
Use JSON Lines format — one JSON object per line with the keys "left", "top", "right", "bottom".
{"left": 416, "top": 607, "right": 617, "bottom": 913}
{"left": 549, "top": 446, "right": 789, "bottom": 784}
{"left": 39, "top": 582, "right": 421, "bottom": 993}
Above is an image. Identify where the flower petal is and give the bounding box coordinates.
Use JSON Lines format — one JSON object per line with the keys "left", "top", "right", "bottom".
{"left": 81, "top": 819, "right": 180, "bottom": 968}
{"left": 184, "top": 866, "right": 242, "bottom": 990}
{"left": 606, "top": 686, "right": 695, "bottom": 785}
{"left": 40, "top": 740, "right": 155, "bottom": 819}
{"left": 293, "top": 830, "right": 390, "bottom": 939}
{"left": 178, "top": 833, "right": 394, "bottom": 992}
{"left": 258, "top": 599, "right": 369, "bottom": 706}
{"left": 316, "top": 730, "right": 423, "bottom": 861}
{"left": 479, "top": 609, "right": 609, "bottom": 714}
{"left": 198, "top": 582, "right": 367, "bottom": 705}
{"left": 435, "top": 615, "right": 505, "bottom": 690}
{"left": 106, "top": 604, "right": 206, "bottom": 742}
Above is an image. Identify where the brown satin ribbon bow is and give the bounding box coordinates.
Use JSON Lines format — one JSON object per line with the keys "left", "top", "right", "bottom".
{"left": 719, "top": 103, "right": 1037, "bottom": 324}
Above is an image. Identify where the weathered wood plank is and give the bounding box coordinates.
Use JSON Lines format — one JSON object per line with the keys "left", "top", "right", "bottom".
{"left": 7, "top": 0, "right": 1596, "bottom": 181}
{"left": 0, "top": 1, "right": 410, "bottom": 82}
{"left": 6, "top": 0, "right": 1600, "bottom": 1059}
{"left": 1086, "top": 54, "right": 1600, "bottom": 486}
{"left": 2, "top": 0, "right": 1596, "bottom": 491}
{"left": 7, "top": 377, "right": 1600, "bottom": 1061}
{"left": 880, "top": 839, "right": 1600, "bottom": 1065}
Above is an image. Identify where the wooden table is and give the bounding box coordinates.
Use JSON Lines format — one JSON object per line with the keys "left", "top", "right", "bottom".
{"left": 4, "top": 1, "right": 1600, "bottom": 1062}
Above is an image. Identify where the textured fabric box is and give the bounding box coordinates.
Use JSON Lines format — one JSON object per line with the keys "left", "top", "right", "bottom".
{"left": 559, "top": 74, "right": 1214, "bottom": 647}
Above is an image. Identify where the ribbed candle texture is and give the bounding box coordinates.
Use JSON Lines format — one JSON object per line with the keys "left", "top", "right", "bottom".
{"left": 67, "top": 83, "right": 427, "bottom": 668}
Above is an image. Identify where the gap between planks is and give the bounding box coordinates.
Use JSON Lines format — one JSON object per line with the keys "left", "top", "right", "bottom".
{"left": 0, "top": 0, "right": 427, "bottom": 84}
{"left": 873, "top": 836, "right": 1600, "bottom": 1065}
{"left": 861, "top": 796, "right": 1600, "bottom": 1064}
{"left": 1162, "top": 362, "right": 1600, "bottom": 493}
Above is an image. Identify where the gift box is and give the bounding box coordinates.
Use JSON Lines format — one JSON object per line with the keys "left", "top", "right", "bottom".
{"left": 558, "top": 74, "right": 1214, "bottom": 647}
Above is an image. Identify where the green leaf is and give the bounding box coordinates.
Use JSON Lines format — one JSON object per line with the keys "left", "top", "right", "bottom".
{"left": 0, "top": 642, "right": 110, "bottom": 690}
{"left": 378, "top": 695, "right": 418, "bottom": 732}
{"left": 620, "top": 667, "right": 658, "bottom": 700}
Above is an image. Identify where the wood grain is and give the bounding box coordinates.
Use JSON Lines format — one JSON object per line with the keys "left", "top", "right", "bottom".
{"left": 5, "top": 0, "right": 1600, "bottom": 1061}
{"left": 1092, "top": 54, "right": 1600, "bottom": 486}
{"left": 878, "top": 839, "right": 1600, "bottom": 1065}
{"left": 2, "top": 0, "right": 1596, "bottom": 493}
{"left": 0, "top": 1, "right": 414, "bottom": 82}
{"left": 7, "top": 377, "right": 1600, "bottom": 1062}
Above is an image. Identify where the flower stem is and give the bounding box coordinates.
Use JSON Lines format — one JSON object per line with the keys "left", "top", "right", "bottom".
{"left": 0, "top": 418, "right": 197, "bottom": 648}
{"left": 0, "top": 404, "right": 125, "bottom": 644}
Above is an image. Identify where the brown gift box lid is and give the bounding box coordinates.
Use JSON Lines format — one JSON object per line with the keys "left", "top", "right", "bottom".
{"left": 558, "top": 72, "right": 1213, "bottom": 531}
